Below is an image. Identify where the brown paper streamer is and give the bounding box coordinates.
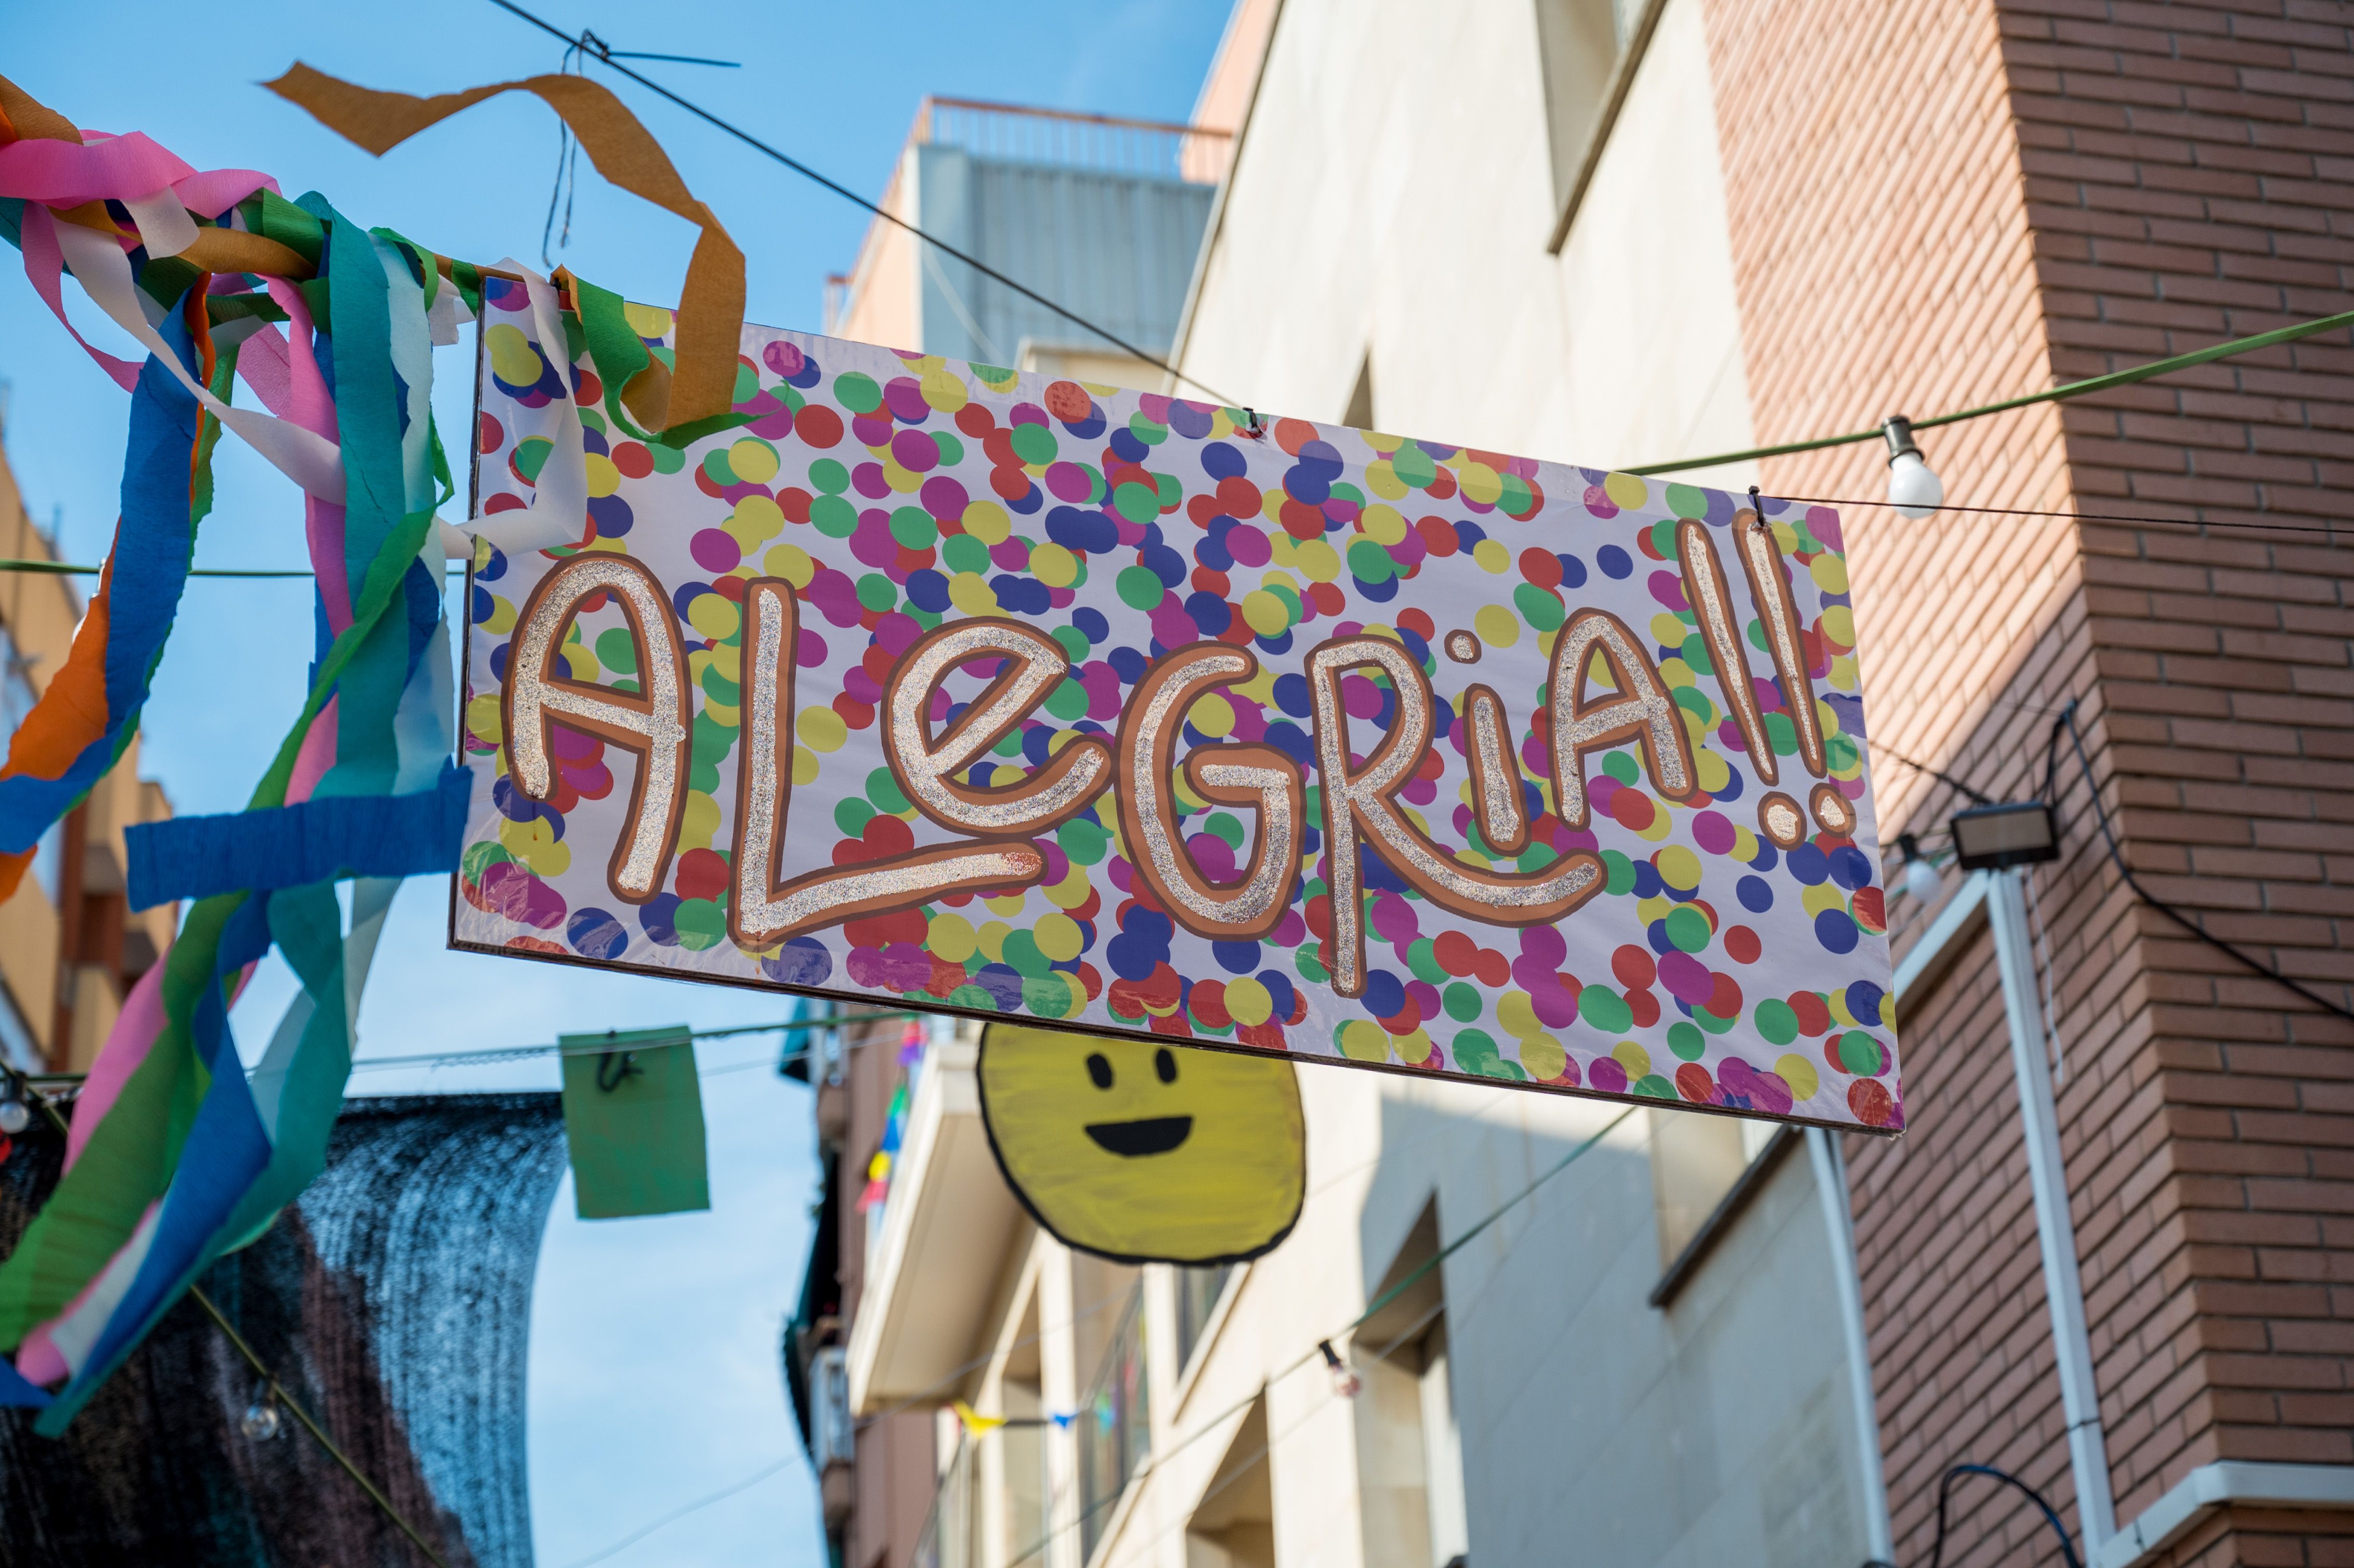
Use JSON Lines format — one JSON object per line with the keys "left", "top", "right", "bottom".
{"left": 0, "top": 74, "right": 134, "bottom": 237}
{"left": 0, "top": 75, "right": 82, "bottom": 143}
{"left": 264, "top": 63, "right": 745, "bottom": 435}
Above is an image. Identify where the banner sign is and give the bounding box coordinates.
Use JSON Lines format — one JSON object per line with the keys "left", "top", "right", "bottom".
{"left": 457, "top": 290, "right": 1903, "bottom": 1133}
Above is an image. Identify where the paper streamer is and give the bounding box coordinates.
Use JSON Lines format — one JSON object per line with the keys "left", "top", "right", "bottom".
{"left": 0, "top": 74, "right": 462, "bottom": 1431}
{"left": 124, "top": 762, "right": 472, "bottom": 910}
{"left": 0, "top": 56, "right": 762, "bottom": 1428}
{"left": 264, "top": 62, "right": 745, "bottom": 436}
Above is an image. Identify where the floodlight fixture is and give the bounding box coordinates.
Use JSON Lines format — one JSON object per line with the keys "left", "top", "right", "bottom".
{"left": 1950, "top": 801, "right": 2059, "bottom": 871}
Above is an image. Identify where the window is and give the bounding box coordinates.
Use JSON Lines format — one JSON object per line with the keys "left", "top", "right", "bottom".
{"left": 1416, "top": 1323, "right": 1467, "bottom": 1568}
{"left": 998, "top": 1288, "right": 1047, "bottom": 1564}
{"left": 1533, "top": 0, "right": 1661, "bottom": 237}
{"left": 1186, "top": 1395, "right": 1275, "bottom": 1568}
{"left": 1648, "top": 1109, "right": 1795, "bottom": 1307}
{"left": 1175, "top": 1263, "right": 1234, "bottom": 1372}
{"left": 1355, "top": 1204, "right": 1470, "bottom": 1568}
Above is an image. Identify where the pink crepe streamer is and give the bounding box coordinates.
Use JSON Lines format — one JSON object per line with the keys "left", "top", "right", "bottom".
{"left": 16, "top": 205, "right": 139, "bottom": 392}
{"left": 232, "top": 319, "right": 295, "bottom": 416}
{"left": 0, "top": 130, "right": 271, "bottom": 220}
{"left": 260, "top": 277, "right": 354, "bottom": 634}
{"left": 11, "top": 1201, "right": 163, "bottom": 1385}
{"left": 58, "top": 963, "right": 168, "bottom": 1175}
{"left": 286, "top": 697, "right": 340, "bottom": 807}
{"left": 0, "top": 130, "right": 191, "bottom": 206}
{"left": 169, "top": 167, "right": 275, "bottom": 219}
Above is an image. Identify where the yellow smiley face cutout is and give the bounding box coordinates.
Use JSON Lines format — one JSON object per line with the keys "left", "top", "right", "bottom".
{"left": 978, "top": 1025, "right": 1306, "bottom": 1265}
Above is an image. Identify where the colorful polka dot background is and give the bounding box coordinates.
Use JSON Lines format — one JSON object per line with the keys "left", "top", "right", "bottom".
{"left": 457, "top": 288, "right": 1903, "bottom": 1133}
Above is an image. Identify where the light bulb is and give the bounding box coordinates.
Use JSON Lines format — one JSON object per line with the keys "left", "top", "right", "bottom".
{"left": 1882, "top": 415, "right": 1943, "bottom": 518}
{"left": 241, "top": 1401, "right": 281, "bottom": 1441}
{"left": 1895, "top": 831, "right": 1942, "bottom": 903}
{"left": 0, "top": 1099, "right": 29, "bottom": 1136}
{"left": 1903, "top": 856, "right": 1942, "bottom": 904}
{"left": 1318, "top": 1340, "right": 1361, "bottom": 1400}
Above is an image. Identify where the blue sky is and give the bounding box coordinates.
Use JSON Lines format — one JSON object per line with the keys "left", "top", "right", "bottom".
{"left": 0, "top": 4, "right": 1230, "bottom": 1563}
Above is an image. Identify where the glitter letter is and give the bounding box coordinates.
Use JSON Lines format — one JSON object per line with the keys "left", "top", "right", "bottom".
{"left": 502, "top": 554, "right": 689, "bottom": 904}
{"left": 1462, "top": 685, "right": 1531, "bottom": 857}
{"left": 883, "top": 619, "right": 1111, "bottom": 838}
{"left": 733, "top": 589, "right": 1049, "bottom": 944}
{"left": 1547, "top": 609, "right": 1697, "bottom": 831}
{"left": 1116, "top": 644, "right": 1302, "bottom": 942}
{"left": 1307, "top": 637, "right": 1603, "bottom": 998}
{"left": 1678, "top": 517, "right": 1775, "bottom": 783}
{"left": 1736, "top": 511, "right": 1827, "bottom": 777}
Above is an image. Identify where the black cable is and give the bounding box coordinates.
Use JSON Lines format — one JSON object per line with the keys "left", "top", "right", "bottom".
{"left": 1873, "top": 741, "right": 1996, "bottom": 807}
{"left": 482, "top": 0, "right": 1243, "bottom": 408}
{"left": 2063, "top": 705, "right": 2354, "bottom": 1024}
{"left": 1775, "top": 492, "right": 2350, "bottom": 540}
{"left": 1925, "top": 1462, "right": 2082, "bottom": 1568}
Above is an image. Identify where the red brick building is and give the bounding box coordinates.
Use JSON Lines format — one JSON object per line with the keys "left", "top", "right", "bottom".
{"left": 1707, "top": 2, "right": 2354, "bottom": 1562}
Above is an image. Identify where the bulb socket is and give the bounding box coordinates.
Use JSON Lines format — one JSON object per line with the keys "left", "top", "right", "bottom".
{"left": 1882, "top": 416, "right": 1923, "bottom": 466}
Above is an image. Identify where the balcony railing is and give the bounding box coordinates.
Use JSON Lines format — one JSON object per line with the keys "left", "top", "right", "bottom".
{"left": 823, "top": 96, "right": 1232, "bottom": 336}
{"left": 917, "top": 97, "right": 1233, "bottom": 186}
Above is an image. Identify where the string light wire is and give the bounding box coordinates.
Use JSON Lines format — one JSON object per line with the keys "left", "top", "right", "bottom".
{"left": 1630, "top": 306, "right": 2354, "bottom": 476}
{"left": 2059, "top": 703, "right": 2354, "bottom": 1025}
{"left": 1772, "top": 493, "right": 2347, "bottom": 539}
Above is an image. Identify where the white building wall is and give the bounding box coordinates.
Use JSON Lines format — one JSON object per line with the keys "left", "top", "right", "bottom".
{"left": 1173, "top": 0, "right": 1754, "bottom": 484}
{"left": 1092, "top": 2, "right": 1885, "bottom": 1566}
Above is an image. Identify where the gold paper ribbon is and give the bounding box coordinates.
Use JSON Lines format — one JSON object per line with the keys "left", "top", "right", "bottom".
{"left": 265, "top": 63, "right": 745, "bottom": 436}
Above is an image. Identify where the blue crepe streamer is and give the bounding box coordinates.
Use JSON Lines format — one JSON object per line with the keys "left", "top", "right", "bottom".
{"left": 0, "top": 313, "right": 201, "bottom": 855}
{"left": 0, "top": 1351, "right": 54, "bottom": 1408}
{"left": 123, "top": 762, "right": 473, "bottom": 911}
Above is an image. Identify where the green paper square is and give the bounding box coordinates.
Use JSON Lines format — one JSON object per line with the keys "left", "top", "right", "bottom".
{"left": 559, "top": 1027, "right": 710, "bottom": 1219}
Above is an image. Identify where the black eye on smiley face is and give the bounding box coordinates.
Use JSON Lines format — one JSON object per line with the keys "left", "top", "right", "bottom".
{"left": 1083, "top": 1048, "right": 1193, "bottom": 1157}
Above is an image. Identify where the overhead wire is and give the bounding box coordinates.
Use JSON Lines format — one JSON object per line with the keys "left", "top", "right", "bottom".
{"left": 1924, "top": 1461, "right": 2082, "bottom": 1568}
{"left": 16, "top": 32, "right": 2335, "bottom": 1559}
{"left": 20, "top": 1009, "right": 929, "bottom": 1089}
{"left": 0, "top": 559, "right": 470, "bottom": 579}
{"left": 558, "top": 1454, "right": 797, "bottom": 1568}
{"left": 1090, "top": 1297, "right": 1451, "bottom": 1568}
{"left": 565, "top": 1106, "right": 1633, "bottom": 1566}
{"left": 1629, "top": 305, "right": 2354, "bottom": 475}
{"left": 1769, "top": 493, "right": 2348, "bottom": 540}
{"left": 479, "top": 0, "right": 1245, "bottom": 409}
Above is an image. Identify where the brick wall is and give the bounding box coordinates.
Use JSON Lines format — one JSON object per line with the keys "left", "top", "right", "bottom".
{"left": 2002, "top": 0, "right": 2354, "bottom": 1522}
{"left": 1703, "top": 0, "right": 2354, "bottom": 1562}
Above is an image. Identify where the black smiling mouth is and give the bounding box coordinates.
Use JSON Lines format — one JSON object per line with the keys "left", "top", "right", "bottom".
{"left": 1084, "top": 1116, "right": 1194, "bottom": 1157}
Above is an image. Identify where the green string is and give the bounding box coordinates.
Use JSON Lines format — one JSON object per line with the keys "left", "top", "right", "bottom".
{"left": 1625, "top": 305, "right": 2354, "bottom": 476}
{"left": 0, "top": 560, "right": 464, "bottom": 579}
